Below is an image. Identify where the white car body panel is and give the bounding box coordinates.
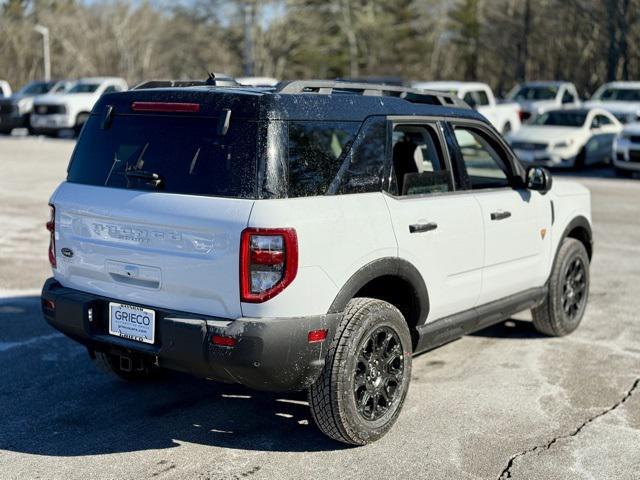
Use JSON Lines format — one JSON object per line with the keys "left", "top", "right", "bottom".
{"left": 51, "top": 182, "right": 253, "bottom": 319}
{"left": 243, "top": 193, "right": 396, "bottom": 318}
{"left": 0, "top": 80, "right": 11, "bottom": 98}
{"left": 413, "top": 81, "right": 522, "bottom": 134}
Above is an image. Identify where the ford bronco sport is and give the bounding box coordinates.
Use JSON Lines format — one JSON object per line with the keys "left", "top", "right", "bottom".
{"left": 41, "top": 80, "right": 593, "bottom": 445}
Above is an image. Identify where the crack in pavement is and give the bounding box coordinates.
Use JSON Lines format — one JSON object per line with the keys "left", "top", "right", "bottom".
{"left": 497, "top": 376, "right": 640, "bottom": 479}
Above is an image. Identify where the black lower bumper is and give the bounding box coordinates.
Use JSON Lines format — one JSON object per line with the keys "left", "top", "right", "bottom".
{"left": 0, "top": 114, "right": 28, "bottom": 132}
{"left": 41, "top": 278, "right": 341, "bottom": 392}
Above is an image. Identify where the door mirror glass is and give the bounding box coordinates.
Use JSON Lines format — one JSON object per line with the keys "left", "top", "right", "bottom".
{"left": 527, "top": 166, "right": 552, "bottom": 194}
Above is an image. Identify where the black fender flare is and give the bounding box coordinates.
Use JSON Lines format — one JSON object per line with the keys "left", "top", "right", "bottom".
{"left": 327, "top": 257, "right": 430, "bottom": 327}
{"left": 558, "top": 215, "right": 593, "bottom": 259}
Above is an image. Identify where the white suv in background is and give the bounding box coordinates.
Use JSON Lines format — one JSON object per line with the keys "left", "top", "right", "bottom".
{"left": 42, "top": 80, "right": 593, "bottom": 445}
{"left": 584, "top": 81, "right": 640, "bottom": 124}
{"left": 31, "top": 77, "right": 128, "bottom": 136}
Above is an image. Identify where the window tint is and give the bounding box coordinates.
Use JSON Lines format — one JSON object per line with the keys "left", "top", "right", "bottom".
{"left": 390, "top": 124, "right": 452, "bottom": 196}
{"left": 463, "top": 92, "right": 477, "bottom": 109}
{"left": 475, "top": 90, "right": 490, "bottom": 106}
{"left": 594, "top": 114, "right": 612, "bottom": 126}
{"left": 68, "top": 114, "right": 257, "bottom": 198}
{"left": 288, "top": 121, "right": 359, "bottom": 197}
{"left": 562, "top": 90, "right": 575, "bottom": 104}
{"left": 453, "top": 126, "right": 510, "bottom": 189}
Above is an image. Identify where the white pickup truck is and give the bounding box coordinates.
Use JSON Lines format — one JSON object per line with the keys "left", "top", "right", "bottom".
{"left": 507, "top": 81, "right": 581, "bottom": 122}
{"left": 31, "top": 77, "right": 128, "bottom": 136}
{"left": 413, "top": 81, "right": 522, "bottom": 134}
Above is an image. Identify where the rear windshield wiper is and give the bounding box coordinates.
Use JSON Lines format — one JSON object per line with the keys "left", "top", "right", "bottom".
{"left": 124, "top": 170, "right": 163, "bottom": 188}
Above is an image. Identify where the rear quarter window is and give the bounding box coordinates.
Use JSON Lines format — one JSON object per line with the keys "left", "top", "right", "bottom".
{"left": 67, "top": 114, "right": 258, "bottom": 198}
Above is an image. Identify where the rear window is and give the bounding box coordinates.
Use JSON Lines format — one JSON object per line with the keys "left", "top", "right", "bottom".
{"left": 67, "top": 114, "right": 257, "bottom": 198}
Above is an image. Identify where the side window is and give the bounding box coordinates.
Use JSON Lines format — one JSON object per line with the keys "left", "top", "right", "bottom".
{"left": 475, "top": 90, "right": 490, "bottom": 106}
{"left": 597, "top": 114, "right": 612, "bottom": 126}
{"left": 331, "top": 117, "right": 387, "bottom": 195}
{"left": 562, "top": 89, "right": 575, "bottom": 104}
{"left": 462, "top": 92, "right": 477, "bottom": 109}
{"left": 452, "top": 126, "right": 511, "bottom": 190}
{"left": 288, "top": 121, "right": 359, "bottom": 197}
{"left": 103, "top": 85, "right": 121, "bottom": 94}
{"left": 389, "top": 124, "right": 453, "bottom": 196}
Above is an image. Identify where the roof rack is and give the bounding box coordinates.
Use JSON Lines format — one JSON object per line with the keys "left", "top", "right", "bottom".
{"left": 277, "top": 80, "right": 469, "bottom": 108}
{"left": 133, "top": 77, "right": 239, "bottom": 90}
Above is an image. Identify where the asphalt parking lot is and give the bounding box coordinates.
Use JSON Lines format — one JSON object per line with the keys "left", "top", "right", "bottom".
{"left": 1, "top": 136, "right": 639, "bottom": 480}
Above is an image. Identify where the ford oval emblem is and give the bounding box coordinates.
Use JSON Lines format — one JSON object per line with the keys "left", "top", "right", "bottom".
{"left": 61, "top": 248, "right": 74, "bottom": 258}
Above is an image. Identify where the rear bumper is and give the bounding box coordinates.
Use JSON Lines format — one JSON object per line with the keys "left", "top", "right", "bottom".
{"left": 41, "top": 278, "right": 340, "bottom": 392}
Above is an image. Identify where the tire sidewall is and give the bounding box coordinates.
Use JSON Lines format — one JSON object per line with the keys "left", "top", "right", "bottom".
{"left": 550, "top": 240, "right": 590, "bottom": 334}
{"left": 336, "top": 303, "right": 412, "bottom": 443}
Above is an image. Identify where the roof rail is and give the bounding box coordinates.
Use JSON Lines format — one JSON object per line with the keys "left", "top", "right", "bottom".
{"left": 133, "top": 77, "right": 239, "bottom": 90}
{"left": 277, "top": 80, "right": 469, "bottom": 108}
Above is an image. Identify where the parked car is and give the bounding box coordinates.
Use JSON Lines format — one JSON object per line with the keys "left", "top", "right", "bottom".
{"left": 612, "top": 122, "right": 640, "bottom": 176}
{"left": 0, "top": 80, "right": 71, "bottom": 135}
{"left": 507, "top": 108, "right": 621, "bottom": 168}
{"left": 507, "top": 81, "right": 581, "bottom": 122}
{"left": 42, "top": 80, "right": 592, "bottom": 445}
{"left": 236, "top": 76, "right": 279, "bottom": 87}
{"left": 0, "top": 80, "right": 11, "bottom": 98}
{"left": 30, "top": 77, "right": 128, "bottom": 136}
{"left": 584, "top": 81, "right": 640, "bottom": 124}
{"left": 413, "top": 81, "right": 521, "bottom": 134}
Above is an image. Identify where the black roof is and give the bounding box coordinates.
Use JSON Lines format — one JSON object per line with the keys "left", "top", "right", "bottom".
{"left": 94, "top": 80, "right": 485, "bottom": 123}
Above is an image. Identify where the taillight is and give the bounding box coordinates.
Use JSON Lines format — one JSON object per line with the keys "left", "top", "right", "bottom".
{"left": 240, "top": 228, "right": 298, "bottom": 303}
{"left": 518, "top": 110, "right": 526, "bottom": 122}
{"left": 46, "top": 204, "right": 56, "bottom": 268}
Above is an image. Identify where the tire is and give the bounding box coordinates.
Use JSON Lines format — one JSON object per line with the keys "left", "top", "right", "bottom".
{"left": 574, "top": 148, "right": 586, "bottom": 169}
{"left": 92, "top": 351, "right": 164, "bottom": 382}
{"left": 532, "top": 238, "right": 590, "bottom": 336}
{"left": 308, "top": 298, "right": 412, "bottom": 445}
{"left": 615, "top": 167, "right": 632, "bottom": 178}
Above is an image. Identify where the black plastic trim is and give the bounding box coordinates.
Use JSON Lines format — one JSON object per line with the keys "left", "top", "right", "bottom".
{"left": 327, "top": 257, "right": 430, "bottom": 326}
{"left": 557, "top": 215, "right": 593, "bottom": 261}
{"left": 414, "top": 286, "right": 547, "bottom": 354}
{"left": 41, "top": 278, "right": 341, "bottom": 392}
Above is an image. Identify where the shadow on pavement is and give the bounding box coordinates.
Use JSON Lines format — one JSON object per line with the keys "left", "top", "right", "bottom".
{"left": 470, "top": 319, "right": 545, "bottom": 339}
{"left": 0, "top": 296, "right": 347, "bottom": 457}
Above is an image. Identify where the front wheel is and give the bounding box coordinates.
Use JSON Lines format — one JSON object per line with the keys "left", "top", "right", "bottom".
{"left": 532, "top": 238, "right": 590, "bottom": 336}
{"left": 308, "top": 298, "right": 412, "bottom": 445}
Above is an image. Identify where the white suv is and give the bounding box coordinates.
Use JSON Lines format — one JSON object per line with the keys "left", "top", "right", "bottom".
{"left": 31, "top": 76, "right": 128, "bottom": 136}
{"left": 42, "top": 80, "right": 593, "bottom": 445}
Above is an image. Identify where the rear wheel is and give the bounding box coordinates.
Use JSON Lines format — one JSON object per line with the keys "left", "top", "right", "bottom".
{"left": 92, "top": 351, "right": 164, "bottom": 382}
{"left": 574, "top": 148, "right": 586, "bottom": 169}
{"left": 532, "top": 238, "right": 589, "bottom": 336}
{"left": 308, "top": 298, "right": 412, "bottom": 445}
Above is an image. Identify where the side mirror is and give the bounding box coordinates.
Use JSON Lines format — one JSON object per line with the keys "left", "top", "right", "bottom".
{"left": 527, "top": 166, "right": 552, "bottom": 195}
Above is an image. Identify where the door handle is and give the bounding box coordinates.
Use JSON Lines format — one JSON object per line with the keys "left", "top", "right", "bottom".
{"left": 490, "top": 211, "right": 512, "bottom": 221}
{"left": 409, "top": 222, "right": 438, "bottom": 233}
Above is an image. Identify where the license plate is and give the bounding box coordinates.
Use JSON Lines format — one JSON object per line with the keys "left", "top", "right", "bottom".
{"left": 108, "top": 302, "right": 155, "bottom": 344}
